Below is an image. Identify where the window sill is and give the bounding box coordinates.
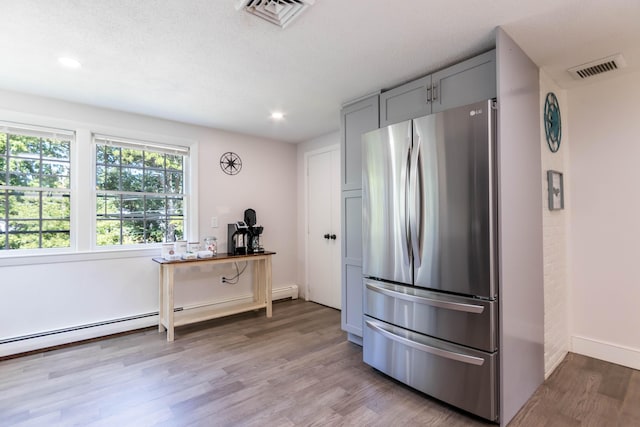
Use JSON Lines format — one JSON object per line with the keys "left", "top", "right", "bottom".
{"left": 0, "top": 247, "right": 161, "bottom": 267}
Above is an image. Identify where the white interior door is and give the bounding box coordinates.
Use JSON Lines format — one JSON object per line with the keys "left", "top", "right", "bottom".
{"left": 306, "top": 147, "right": 341, "bottom": 309}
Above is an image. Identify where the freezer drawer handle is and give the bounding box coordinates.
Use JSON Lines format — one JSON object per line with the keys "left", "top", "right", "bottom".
{"left": 365, "top": 282, "right": 485, "bottom": 314}
{"left": 365, "top": 319, "right": 485, "bottom": 366}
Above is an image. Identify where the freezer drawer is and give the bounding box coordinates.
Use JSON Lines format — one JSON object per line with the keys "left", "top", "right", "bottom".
{"left": 363, "top": 316, "right": 498, "bottom": 422}
{"left": 364, "top": 279, "right": 497, "bottom": 352}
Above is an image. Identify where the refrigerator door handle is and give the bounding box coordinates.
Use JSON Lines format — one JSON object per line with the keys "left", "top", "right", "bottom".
{"left": 365, "top": 282, "right": 485, "bottom": 314}
{"left": 402, "top": 136, "right": 412, "bottom": 267}
{"left": 409, "top": 134, "right": 422, "bottom": 268}
{"left": 365, "top": 319, "right": 485, "bottom": 366}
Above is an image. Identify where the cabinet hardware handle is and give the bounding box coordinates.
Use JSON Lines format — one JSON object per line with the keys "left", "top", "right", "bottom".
{"left": 330, "top": 234, "right": 337, "bottom": 240}
{"left": 323, "top": 234, "right": 330, "bottom": 239}
{"left": 426, "top": 85, "right": 432, "bottom": 104}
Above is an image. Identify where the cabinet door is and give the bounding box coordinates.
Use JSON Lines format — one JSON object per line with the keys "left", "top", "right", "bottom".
{"left": 340, "top": 95, "right": 379, "bottom": 191}
{"left": 379, "top": 74, "right": 432, "bottom": 127}
{"left": 341, "top": 190, "right": 363, "bottom": 339}
{"left": 432, "top": 50, "right": 496, "bottom": 113}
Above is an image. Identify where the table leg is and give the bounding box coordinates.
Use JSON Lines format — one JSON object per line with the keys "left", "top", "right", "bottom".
{"left": 159, "top": 265, "right": 166, "bottom": 333}
{"left": 265, "top": 256, "right": 272, "bottom": 318}
{"left": 167, "top": 264, "right": 175, "bottom": 342}
{"left": 253, "top": 260, "right": 260, "bottom": 304}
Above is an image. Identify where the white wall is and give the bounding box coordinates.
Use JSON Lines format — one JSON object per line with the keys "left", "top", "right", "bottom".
{"left": 567, "top": 70, "right": 640, "bottom": 370}
{"left": 295, "top": 131, "right": 340, "bottom": 298}
{"left": 0, "top": 89, "right": 298, "bottom": 356}
{"left": 539, "top": 70, "right": 570, "bottom": 377}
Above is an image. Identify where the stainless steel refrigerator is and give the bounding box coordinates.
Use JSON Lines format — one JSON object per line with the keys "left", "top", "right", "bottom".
{"left": 362, "top": 99, "right": 499, "bottom": 422}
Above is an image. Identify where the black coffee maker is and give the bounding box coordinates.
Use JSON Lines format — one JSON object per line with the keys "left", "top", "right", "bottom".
{"left": 227, "top": 221, "right": 249, "bottom": 255}
{"left": 244, "top": 208, "right": 264, "bottom": 253}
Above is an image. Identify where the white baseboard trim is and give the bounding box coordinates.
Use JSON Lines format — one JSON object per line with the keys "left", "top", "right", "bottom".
{"left": 0, "top": 284, "right": 299, "bottom": 358}
{"left": 571, "top": 335, "right": 640, "bottom": 370}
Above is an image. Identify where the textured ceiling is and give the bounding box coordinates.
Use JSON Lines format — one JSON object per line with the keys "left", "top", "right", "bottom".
{"left": 0, "top": 0, "right": 638, "bottom": 143}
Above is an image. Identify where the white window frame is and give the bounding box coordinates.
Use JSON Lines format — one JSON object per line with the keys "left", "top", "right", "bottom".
{"left": 91, "top": 133, "right": 192, "bottom": 250}
{"left": 0, "top": 121, "right": 75, "bottom": 255}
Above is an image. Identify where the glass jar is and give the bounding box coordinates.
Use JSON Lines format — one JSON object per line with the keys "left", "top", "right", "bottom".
{"left": 203, "top": 236, "right": 217, "bottom": 255}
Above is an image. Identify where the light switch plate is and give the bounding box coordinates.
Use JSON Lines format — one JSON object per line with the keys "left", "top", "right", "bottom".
{"left": 210, "top": 216, "right": 218, "bottom": 228}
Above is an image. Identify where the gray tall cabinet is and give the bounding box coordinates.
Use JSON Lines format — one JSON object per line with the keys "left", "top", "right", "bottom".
{"left": 340, "top": 94, "right": 379, "bottom": 344}
{"left": 339, "top": 40, "right": 544, "bottom": 426}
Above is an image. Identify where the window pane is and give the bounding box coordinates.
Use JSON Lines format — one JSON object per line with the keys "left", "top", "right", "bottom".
{"left": 8, "top": 191, "right": 39, "bottom": 219}
{"left": 122, "top": 219, "right": 145, "bottom": 244}
{"left": 167, "top": 197, "right": 183, "bottom": 215}
{"left": 168, "top": 217, "right": 184, "bottom": 241}
{"left": 143, "top": 169, "right": 164, "bottom": 193}
{"left": 145, "top": 196, "right": 166, "bottom": 216}
{"left": 9, "top": 134, "right": 40, "bottom": 156}
{"left": 40, "top": 160, "right": 69, "bottom": 176}
{"left": 104, "top": 166, "right": 120, "bottom": 191}
{"left": 144, "top": 151, "right": 164, "bottom": 169}
{"left": 41, "top": 139, "right": 70, "bottom": 160}
{"left": 9, "top": 232, "right": 39, "bottom": 250}
{"left": 42, "top": 193, "right": 70, "bottom": 219}
{"left": 42, "top": 232, "right": 70, "bottom": 248}
{"left": 146, "top": 220, "right": 165, "bottom": 243}
{"left": 96, "top": 220, "right": 121, "bottom": 246}
{"left": 97, "top": 146, "right": 120, "bottom": 166}
{"left": 166, "top": 172, "right": 183, "bottom": 193}
{"left": 121, "top": 148, "right": 143, "bottom": 167}
{"left": 121, "top": 167, "right": 143, "bottom": 192}
{"left": 121, "top": 195, "right": 144, "bottom": 219}
{"left": 9, "top": 219, "right": 39, "bottom": 232}
{"left": 96, "top": 194, "right": 120, "bottom": 219}
{"left": 166, "top": 154, "right": 183, "bottom": 171}
{"left": 42, "top": 219, "right": 69, "bottom": 231}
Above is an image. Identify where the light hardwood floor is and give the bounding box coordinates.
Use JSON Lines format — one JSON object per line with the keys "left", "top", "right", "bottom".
{"left": 0, "top": 299, "right": 638, "bottom": 426}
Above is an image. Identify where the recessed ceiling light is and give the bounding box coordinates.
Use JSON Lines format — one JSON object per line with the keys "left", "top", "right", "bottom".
{"left": 58, "top": 57, "right": 82, "bottom": 69}
{"left": 270, "top": 112, "right": 285, "bottom": 120}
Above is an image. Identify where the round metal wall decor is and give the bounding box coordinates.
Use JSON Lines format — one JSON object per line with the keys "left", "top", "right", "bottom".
{"left": 544, "top": 92, "right": 562, "bottom": 153}
{"left": 220, "top": 152, "right": 242, "bottom": 175}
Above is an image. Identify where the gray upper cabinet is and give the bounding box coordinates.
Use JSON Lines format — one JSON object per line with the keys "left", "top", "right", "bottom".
{"left": 432, "top": 50, "right": 496, "bottom": 113}
{"left": 379, "top": 50, "right": 496, "bottom": 126}
{"left": 340, "top": 95, "right": 380, "bottom": 191}
{"left": 379, "top": 74, "right": 431, "bottom": 128}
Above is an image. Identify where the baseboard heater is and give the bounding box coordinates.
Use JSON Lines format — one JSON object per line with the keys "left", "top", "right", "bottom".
{"left": 0, "top": 284, "right": 299, "bottom": 346}
{"left": 0, "top": 311, "right": 158, "bottom": 345}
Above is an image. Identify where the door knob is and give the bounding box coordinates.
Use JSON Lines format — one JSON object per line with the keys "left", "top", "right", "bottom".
{"left": 330, "top": 234, "right": 337, "bottom": 240}
{"left": 324, "top": 234, "right": 330, "bottom": 239}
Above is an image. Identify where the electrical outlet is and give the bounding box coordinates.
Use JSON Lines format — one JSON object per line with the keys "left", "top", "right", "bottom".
{"left": 220, "top": 277, "right": 226, "bottom": 284}
{"left": 211, "top": 216, "right": 218, "bottom": 228}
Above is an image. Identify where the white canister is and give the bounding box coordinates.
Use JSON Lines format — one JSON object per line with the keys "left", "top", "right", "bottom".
{"left": 162, "top": 243, "right": 175, "bottom": 260}
{"left": 174, "top": 240, "right": 188, "bottom": 254}
{"left": 188, "top": 241, "right": 200, "bottom": 253}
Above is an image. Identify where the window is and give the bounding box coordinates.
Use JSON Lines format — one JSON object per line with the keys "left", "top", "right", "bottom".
{"left": 0, "top": 123, "right": 73, "bottom": 251}
{"left": 94, "top": 135, "right": 188, "bottom": 246}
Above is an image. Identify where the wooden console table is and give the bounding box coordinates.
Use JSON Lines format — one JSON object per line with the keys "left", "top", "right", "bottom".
{"left": 152, "top": 251, "right": 275, "bottom": 341}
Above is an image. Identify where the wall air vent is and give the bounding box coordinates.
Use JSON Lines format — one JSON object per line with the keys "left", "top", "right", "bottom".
{"left": 236, "top": 0, "right": 315, "bottom": 29}
{"left": 567, "top": 53, "right": 627, "bottom": 80}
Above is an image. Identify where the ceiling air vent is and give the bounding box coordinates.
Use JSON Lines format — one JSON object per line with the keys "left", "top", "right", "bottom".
{"left": 236, "top": 0, "right": 315, "bottom": 29}
{"left": 567, "top": 53, "right": 627, "bottom": 80}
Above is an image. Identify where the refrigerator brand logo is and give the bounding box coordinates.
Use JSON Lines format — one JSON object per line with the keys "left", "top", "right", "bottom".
{"left": 469, "top": 109, "right": 483, "bottom": 116}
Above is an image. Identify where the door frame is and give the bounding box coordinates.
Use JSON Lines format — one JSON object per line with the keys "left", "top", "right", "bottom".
{"left": 304, "top": 144, "right": 340, "bottom": 303}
